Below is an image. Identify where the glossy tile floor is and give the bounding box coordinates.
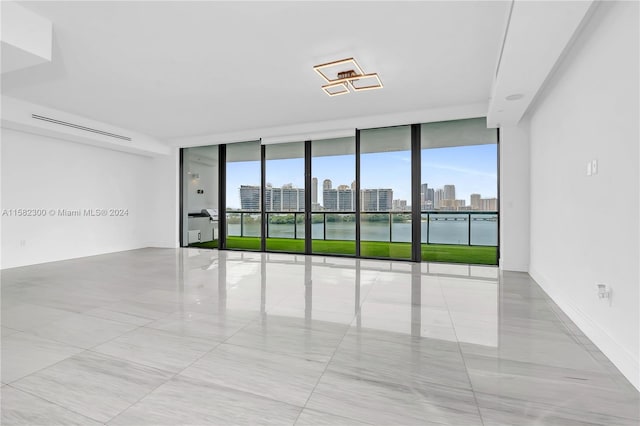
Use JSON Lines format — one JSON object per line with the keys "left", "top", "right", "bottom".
{"left": 1, "top": 248, "right": 638, "bottom": 425}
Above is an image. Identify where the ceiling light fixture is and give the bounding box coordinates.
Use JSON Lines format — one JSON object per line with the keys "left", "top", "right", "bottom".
{"left": 313, "top": 57, "right": 383, "bottom": 96}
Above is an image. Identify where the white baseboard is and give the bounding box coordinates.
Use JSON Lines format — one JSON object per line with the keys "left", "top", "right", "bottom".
{"left": 530, "top": 267, "right": 640, "bottom": 391}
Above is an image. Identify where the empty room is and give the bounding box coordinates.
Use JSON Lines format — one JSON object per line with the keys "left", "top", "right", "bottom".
{"left": 1, "top": 1, "right": 638, "bottom": 425}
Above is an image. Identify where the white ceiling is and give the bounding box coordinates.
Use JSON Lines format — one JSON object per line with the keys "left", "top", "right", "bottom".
{"left": 2, "top": 1, "right": 510, "bottom": 141}
{"left": 487, "top": 1, "right": 595, "bottom": 128}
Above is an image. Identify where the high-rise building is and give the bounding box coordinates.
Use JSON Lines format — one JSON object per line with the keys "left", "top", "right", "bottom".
{"left": 323, "top": 187, "right": 354, "bottom": 211}
{"left": 392, "top": 199, "right": 408, "bottom": 210}
{"left": 420, "top": 183, "right": 435, "bottom": 210}
{"left": 239, "top": 185, "right": 261, "bottom": 210}
{"left": 378, "top": 189, "right": 392, "bottom": 211}
{"left": 420, "top": 183, "right": 429, "bottom": 202}
{"left": 322, "top": 184, "right": 396, "bottom": 212}
{"left": 470, "top": 193, "right": 481, "bottom": 209}
{"left": 323, "top": 189, "right": 338, "bottom": 210}
{"left": 311, "top": 177, "right": 318, "bottom": 204}
{"left": 439, "top": 199, "right": 456, "bottom": 209}
{"left": 337, "top": 189, "right": 353, "bottom": 210}
{"left": 480, "top": 197, "right": 498, "bottom": 211}
{"left": 257, "top": 185, "right": 305, "bottom": 211}
{"left": 444, "top": 184, "right": 456, "bottom": 200}
{"left": 361, "top": 188, "right": 393, "bottom": 211}
{"left": 427, "top": 188, "right": 434, "bottom": 205}
{"left": 323, "top": 179, "right": 332, "bottom": 190}
{"left": 360, "top": 189, "right": 376, "bottom": 211}
{"left": 281, "top": 187, "right": 304, "bottom": 211}
{"left": 270, "top": 187, "right": 281, "bottom": 210}
{"left": 434, "top": 188, "right": 445, "bottom": 209}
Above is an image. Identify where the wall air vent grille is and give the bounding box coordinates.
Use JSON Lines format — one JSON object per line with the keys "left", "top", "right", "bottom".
{"left": 31, "top": 114, "right": 132, "bottom": 141}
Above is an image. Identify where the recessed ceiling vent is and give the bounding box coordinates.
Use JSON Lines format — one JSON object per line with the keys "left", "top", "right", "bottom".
{"left": 31, "top": 114, "right": 132, "bottom": 141}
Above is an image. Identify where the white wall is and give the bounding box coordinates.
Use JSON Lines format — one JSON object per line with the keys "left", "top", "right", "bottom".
{"left": 146, "top": 147, "right": 179, "bottom": 248}
{"left": 1, "top": 128, "right": 178, "bottom": 269}
{"left": 185, "top": 160, "right": 218, "bottom": 214}
{"left": 527, "top": 1, "right": 639, "bottom": 389}
{"left": 499, "top": 124, "right": 530, "bottom": 272}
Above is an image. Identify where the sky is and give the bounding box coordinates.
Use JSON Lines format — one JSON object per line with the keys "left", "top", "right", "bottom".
{"left": 226, "top": 144, "right": 497, "bottom": 209}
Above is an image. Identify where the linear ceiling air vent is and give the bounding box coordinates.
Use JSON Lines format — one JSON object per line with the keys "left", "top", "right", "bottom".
{"left": 495, "top": 1, "right": 515, "bottom": 78}
{"left": 31, "top": 114, "right": 132, "bottom": 141}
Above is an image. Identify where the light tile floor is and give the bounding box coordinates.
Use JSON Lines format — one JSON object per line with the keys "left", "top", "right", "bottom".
{"left": 1, "top": 248, "right": 638, "bottom": 425}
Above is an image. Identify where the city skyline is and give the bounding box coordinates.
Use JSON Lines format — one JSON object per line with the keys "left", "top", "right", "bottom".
{"left": 227, "top": 143, "right": 497, "bottom": 209}
{"left": 238, "top": 181, "right": 496, "bottom": 212}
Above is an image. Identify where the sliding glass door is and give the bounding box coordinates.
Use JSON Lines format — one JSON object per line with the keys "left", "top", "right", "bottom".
{"left": 226, "top": 141, "right": 262, "bottom": 251}
{"left": 420, "top": 118, "right": 498, "bottom": 264}
{"left": 264, "top": 142, "right": 306, "bottom": 253}
{"left": 360, "top": 126, "right": 413, "bottom": 260}
{"left": 187, "top": 117, "right": 498, "bottom": 265}
{"left": 182, "top": 146, "right": 219, "bottom": 248}
{"left": 311, "top": 136, "right": 356, "bottom": 256}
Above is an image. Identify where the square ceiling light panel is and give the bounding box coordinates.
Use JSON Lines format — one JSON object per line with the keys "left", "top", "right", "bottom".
{"left": 349, "top": 73, "right": 383, "bottom": 91}
{"left": 313, "top": 58, "right": 365, "bottom": 83}
{"left": 313, "top": 57, "right": 382, "bottom": 96}
{"left": 322, "top": 82, "right": 350, "bottom": 96}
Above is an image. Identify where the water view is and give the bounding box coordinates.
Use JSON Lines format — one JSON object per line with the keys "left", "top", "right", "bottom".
{"left": 227, "top": 214, "right": 497, "bottom": 246}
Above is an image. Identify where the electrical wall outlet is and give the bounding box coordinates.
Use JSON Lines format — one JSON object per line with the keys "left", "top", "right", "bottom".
{"left": 597, "top": 283, "right": 612, "bottom": 305}
{"left": 592, "top": 159, "right": 598, "bottom": 175}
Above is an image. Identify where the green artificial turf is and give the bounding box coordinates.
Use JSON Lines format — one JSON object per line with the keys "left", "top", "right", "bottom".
{"left": 421, "top": 244, "right": 497, "bottom": 265}
{"left": 267, "top": 238, "right": 305, "bottom": 252}
{"left": 226, "top": 236, "right": 261, "bottom": 250}
{"left": 225, "top": 236, "right": 497, "bottom": 265}
{"left": 312, "top": 240, "right": 357, "bottom": 255}
{"left": 360, "top": 241, "right": 412, "bottom": 259}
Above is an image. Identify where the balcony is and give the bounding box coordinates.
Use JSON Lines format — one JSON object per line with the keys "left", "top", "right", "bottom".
{"left": 223, "top": 210, "right": 498, "bottom": 265}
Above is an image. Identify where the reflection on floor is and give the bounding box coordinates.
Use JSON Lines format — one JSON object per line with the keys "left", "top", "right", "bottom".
{"left": 188, "top": 240, "right": 218, "bottom": 249}
{"left": 1, "top": 248, "right": 638, "bottom": 425}
{"left": 225, "top": 236, "right": 499, "bottom": 264}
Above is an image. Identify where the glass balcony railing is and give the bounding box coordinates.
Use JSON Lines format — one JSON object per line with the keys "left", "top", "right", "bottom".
{"left": 225, "top": 210, "right": 498, "bottom": 264}
{"left": 266, "top": 212, "right": 305, "bottom": 240}
{"left": 421, "top": 211, "right": 498, "bottom": 246}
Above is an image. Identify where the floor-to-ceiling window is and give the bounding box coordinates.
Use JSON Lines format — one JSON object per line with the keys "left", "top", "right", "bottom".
{"left": 264, "top": 142, "right": 306, "bottom": 253}
{"left": 182, "top": 146, "right": 219, "bottom": 248}
{"left": 420, "top": 118, "right": 498, "bottom": 264}
{"left": 311, "top": 136, "right": 356, "bottom": 256}
{"left": 226, "top": 141, "right": 262, "bottom": 251}
{"left": 183, "top": 118, "right": 498, "bottom": 265}
{"left": 359, "top": 126, "right": 413, "bottom": 260}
